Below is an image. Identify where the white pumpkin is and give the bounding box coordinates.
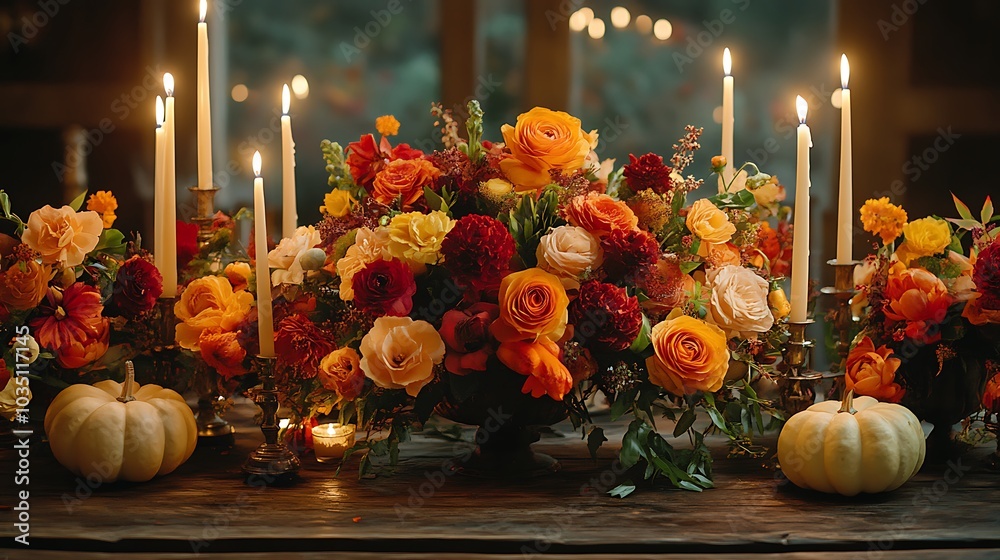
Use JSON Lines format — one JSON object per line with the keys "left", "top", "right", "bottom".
{"left": 44, "top": 361, "right": 197, "bottom": 483}
{"left": 777, "top": 390, "right": 925, "bottom": 496}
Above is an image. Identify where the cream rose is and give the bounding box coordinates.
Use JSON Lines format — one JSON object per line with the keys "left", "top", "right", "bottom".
{"left": 22, "top": 205, "right": 103, "bottom": 267}
{"left": 336, "top": 227, "right": 390, "bottom": 301}
{"left": 359, "top": 316, "right": 446, "bottom": 397}
{"left": 386, "top": 211, "right": 453, "bottom": 274}
{"left": 705, "top": 265, "right": 774, "bottom": 338}
{"left": 0, "top": 378, "right": 28, "bottom": 421}
{"left": 535, "top": 225, "right": 603, "bottom": 289}
{"left": 268, "top": 225, "right": 322, "bottom": 286}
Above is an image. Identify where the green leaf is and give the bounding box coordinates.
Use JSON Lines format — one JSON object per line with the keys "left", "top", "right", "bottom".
{"left": 619, "top": 419, "right": 650, "bottom": 469}
{"left": 629, "top": 314, "right": 652, "bottom": 353}
{"left": 423, "top": 186, "right": 450, "bottom": 215}
{"left": 673, "top": 408, "right": 697, "bottom": 437}
{"left": 608, "top": 483, "right": 636, "bottom": 498}
{"left": 610, "top": 386, "right": 638, "bottom": 421}
{"left": 946, "top": 218, "right": 981, "bottom": 232}
{"left": 586, "top": 426, "right": 607, "bottom": 460}
{"left": 983, "top": 196, "right": 994, "bottom": 224}
{"left": 704, "top": 402, "right": 730, "bottom": 434}
{"left": 69, "top": 190, "right": 88, "bottom": 212}
{"left": 670, "top": 191, "right": 686, "bottom": 216}
{"left": 679, "top": 260, "right": 701, "bottom": 274}
{"left": 688, "top": 236, "right": 701, "bottom": 256}
{"left": 0, "top": 191, "right": 10, "bottom": 217}
{"left": 358, "top": 453, "right": 372, "bottom": 479}
{"left": 953, "top": 192, "right": 974, "bottom": 221}
{"left": 708, "top": 189, "right": 754, "bottom": 209}
{"left": 93, "top": 229, "right": 126, "bottom": 254}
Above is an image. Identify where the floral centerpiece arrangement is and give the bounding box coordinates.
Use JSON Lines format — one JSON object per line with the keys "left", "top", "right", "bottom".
{"left": 254, "top": 101, "right": 796, "bottom": 493}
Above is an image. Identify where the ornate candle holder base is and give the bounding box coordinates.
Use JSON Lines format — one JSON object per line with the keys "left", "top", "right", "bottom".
{"left": 188, "top": 185, "right": 220, "bottom": 247}
{"left": 195, "top": 394, "right": 236, "bottom": 443}
{"left": 778, "top": 320, "right": 821, "bottom": 416}
{"left": 150, "top": 297, "right": 181, "bottom": 387}
{"left": 243, "top": 355, "right": 300, "bottom": 483}
{"left": 820, "top": 259, "right": 860, "bottom": 400}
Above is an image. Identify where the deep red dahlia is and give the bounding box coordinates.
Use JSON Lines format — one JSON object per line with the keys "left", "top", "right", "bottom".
{"left": 569, "top": 281, "right": 643, "bottom": 352}
{"left": 274, "top": 313, "right": 336, "bottom": 377}
{"left": 440, "top": 215, "right": 515, "bottom": 292}
{"left": 346, "top": 133, "right": 423, "bottom": 188}
{"left": 109, "top": 255, "right": 163, "bottom": 317}
{"left": 974, "top": 239, "right": 1000, "bottom": 310}
{"left": 600, "top": 228, "right": 660, "bottom": 281}
{"left": 623, "top": 153, "right": 673, "bottom": 194}
{"left": 352, "top": 258, "right": 417, "bottom": 316}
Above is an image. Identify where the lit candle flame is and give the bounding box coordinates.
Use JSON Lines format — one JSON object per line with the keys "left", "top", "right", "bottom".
{"left": 163, "top": 73, "right": 174, "bottom": 97}
{"left": 252, "top": 151, "right": 262, "bottom": 177}
{"left": 282, "top": 84, "right": 290, "bottom": 115}
{"left": 841, "top": 54, "right": 850, "bottom": 89}
{"left": 156, "top": 95, "right": 164, "bottom": 126}
{"left": 199, "top": 0, "right": 207, "bottom": 22}
{"left": 723, "top": 47, "right": 732, "bottom": 76}
{"left": 326, "top": 423, "right": 337, "bottom": 436}
{"left": 796, "top": 95, "right": 808, "bottom": 124}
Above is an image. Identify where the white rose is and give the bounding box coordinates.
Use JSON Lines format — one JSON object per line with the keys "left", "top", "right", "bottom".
{"left": 12, "top": 334, "right": 39, "bottom": 364}
{"left": 705, "top": 265, "right": 774, "bottom": 338}
{"left": 268, "top": 225, "right": 322, "bottom": 286}
{"left": 536, "top": 225, "right": 603, "bottom": 289}
{"left": 854, "top": 259, "right": 877, "bottom": 288}
{"left": 360, "top": 316, "right": 445, "bottom": 397}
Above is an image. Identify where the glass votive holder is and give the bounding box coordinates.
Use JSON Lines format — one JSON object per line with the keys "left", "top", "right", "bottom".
{"left": 311, "top": 423, "right": 356, "bottom": 463}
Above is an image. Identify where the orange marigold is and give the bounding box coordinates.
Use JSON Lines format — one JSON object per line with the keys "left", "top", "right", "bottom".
{"left": 86, "top": 190, "right": 118, "bottom": 228}
{"left": 860, "top": 197, "right": 907, "bottom": 245}
{"left": 375, "top": 115, "right": 400, "bottom": 137}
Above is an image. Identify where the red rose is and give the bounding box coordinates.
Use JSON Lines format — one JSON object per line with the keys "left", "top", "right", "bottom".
{"left": 439, "top": 303, "right": 500, "bottom": 375}
{"left": 177, "top": 220, "right": 199, "bottom": 269}
{"left": 623, "top": 153, "right": 673, "bottom": 194}
{"left": 352, "top": 258, "right": 416, "bottom": 317}
{"left": 570, "top": 281, "right": 643, "bottom": 352}
{"left": 974, "top": 239, "right": 1000, "bottom": 310}
{"left": 275, "top": 314, "right": 336, "bottom": 377}
{"left": 346, "top": 133, "right": 423, "bottom": 188}
{"left": 109, "top": 255, "right": 163, "bottom": 317}
{"left": 600, "top": 228, "right": 660, "bottom": 281}
{"left": 440, "top": 215, "right": 515, "bottom": 292}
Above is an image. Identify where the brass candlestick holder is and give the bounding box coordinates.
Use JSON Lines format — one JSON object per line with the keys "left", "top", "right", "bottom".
{"left": 820, "top": 259, "right": 859, "bottom": 399}
{"left": 778, "top": 320, "right": 821, "bottom": 415}
{"left": 188, "top": 185, "right": 220, "bottom": 246}
{"left": 243, "top": 355, "right": 301, "bottom": 482}
{"left": 150, "top": 297, "right": 180, "bottom": 383}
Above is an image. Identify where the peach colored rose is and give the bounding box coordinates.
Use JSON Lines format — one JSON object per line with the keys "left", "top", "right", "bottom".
{"left": 536, "top": 225, "right": 604, "bottom": 289}
{"left": 704, "top": 242, "right": 742, "bottom": 268}
{"left": 705, "top": 265, "right": 774, "bottom": 338}
{"left": 198, "top": 328, "right": 247, "bottom": 380}
{"left": 224, "top": 262, "right": 252, "bottom": 292}
{"left": 335, "top": 227, "right": 390, "bottom": 301}
{"left": 21, "top": 205, "right": 103, "bottom": 267}
{"left": 490, "top": 268, "right": 570, "bottom": 343}
{"left": 883, "top": 267, "right": 954, "bottom": 343}
{"left": 845, "top": 336, "right": 905, "bottom": 403}
{"left": 563, "top": 192, "right": 638, "bottom": 238}
{"left": 496, "top": 339, "right": 573, "bottom": 401}
{"left": 174, "top": 275, "right": 254, "bottom": 351}
{"left": 646, "top": 310, "right": 729, "bottom": 395}
{"left": 500, "top": 107, "right": 598, "bottom": 193}
{"left": 318, "top": 347, "right": 364, "bottom": 402}
{"left": 685, "top": 199, "right": 736, "bottom": 245}
{"left": 370, "top": 158, "right": 441, "bottom": 210}
{"left": 0, "top": 260, "right": 51, "bottom": 310}
{"left": 359, "top": 316, "right": 445, "bottom": 397}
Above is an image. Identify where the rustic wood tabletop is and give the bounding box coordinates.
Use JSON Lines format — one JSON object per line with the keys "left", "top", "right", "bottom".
{"left": 3, "top": 401, "right": 999, "bottom": 559}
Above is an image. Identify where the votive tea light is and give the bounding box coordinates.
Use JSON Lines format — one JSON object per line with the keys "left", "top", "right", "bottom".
{"left": 311, "top": 423, "right": 356, "bottom": 463}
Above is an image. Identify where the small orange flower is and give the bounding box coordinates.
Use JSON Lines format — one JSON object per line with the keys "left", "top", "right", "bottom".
{"left": 883, "top": 268, "right": 953, "bottom": 343}
{"left": 563, "top": 192, "right": 638, "bottom": 238}
{"left": 860, "top": 197, "right": 907, "bottom": 245}
{"left": 845, "top": 336, "right": 904, "bottom": 403}
{"left": 86, "top": 190, "right": 118, "bottom": 228}
{"left": 199, "top": 328, "right": 247, "bottom": 380}
{"left": 496, "top": 339, "right": 573, "bottom": 401}
{"left": 375, "top": 115, "right": 400, "bottom": 137}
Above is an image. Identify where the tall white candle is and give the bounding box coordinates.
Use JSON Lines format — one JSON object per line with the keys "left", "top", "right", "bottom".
{"left": 162, "top": 73, "right": 178, "bottom": 298}
{"left": 790, "top": 96, "right": 812, "bottom": 323}
{"left": 253, "top": 151, "right": 275, "bottom": 357}
{"left": 721, "top": 47, "right": 734, "bottom": 188}
{"left": 836, "top": 54, "right": 853, "bottom": 264}
{"left": 154, "top": 96, "right": 165, "bottom": 279}
{"left": 280, "top": 84, "right": 297, "bottom": 239}
{"left": 196, "top": 0, "right": 213, "bottom": 190}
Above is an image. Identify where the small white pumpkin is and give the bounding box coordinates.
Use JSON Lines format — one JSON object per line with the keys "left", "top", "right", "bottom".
{"left": 777, "top": 390, "right": 925, "bottom": 496}
{"left": 44, "top": 361, "right": 197, "bottom": 483}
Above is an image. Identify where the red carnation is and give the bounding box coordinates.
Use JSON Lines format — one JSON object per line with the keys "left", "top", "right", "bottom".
{"left": 177, "top": 220, "right": 199, "bottom": 270}
{"left": 623, "top": 153, "right": 674, "bottom": 195}
{"left": 352, "top": 258, "right": 417, "bottom": 317}
{"left": 109, "top": 255, "right": 163, "bottom": 317}
{"left": 274, "top": 313, "right": 336, "bottom": 377}
{"left": 600, "top": 228, "right": 660, "bottom": 281}
{"left": 440, "top": 215, "right": 515, "bottom": 292}
{"left": 346, "top": 133, "right": 423, "bottom": 188}
{"left": 974, "top": 239, "right": 1000, "bottom": 310}
{"left": 570, "top": 281, "right": 643, "bottom": 352}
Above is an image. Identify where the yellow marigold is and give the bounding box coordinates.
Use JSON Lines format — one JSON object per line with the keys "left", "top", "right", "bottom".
{"left": 375, "top": 115, "right": 400, "bottom": 137}
{"left": 897, "top": 217, "right": 952, "bottom": 265}
{"left": 860, "top": 197, "right": 907, "bottom": 245}
{"left": 86, "top": 190, "right": 118, "bottom": 228}
{"left": 321, "top": 189, "right": 356, "bottom": 218}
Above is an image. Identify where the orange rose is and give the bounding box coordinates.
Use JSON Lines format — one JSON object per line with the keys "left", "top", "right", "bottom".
{"left": 0, "top": 260, "right": 51, "bottom": 310}
{"left": 22, "top": 205, "right": 103, "bottom": 267}
{"left": 174, "top": 275, "right": 254, "bottom": 351}
{"left": 370, "top": 158, "right": 441, "bottom": 210}
{"left": 883, "top": 268, "right": 953, "bottom": 343}
{"left": 646, "top": 310, "right": 729, "bottom": 395}
{"left": 705, "top": 242, "right": 741, "bottom": 268}
{"left": 563, "top": 192, "right": 638, "bottom": 238}
{"left": 845, "top": 336, "right": 905, "bottom": 403}
{"left": 499, "top": 107, "right": 598, "bottom": 193}
{"left": 983, "top": 373, "right": 1000, "bottom": 414}
{"left": 199, "top": 328, "right": 247, "bottom": 380}
{"left": 318, "top": 347, "right": 364, "bottom": 402}
{"left": 491, "top": 268, "right": 570, "bottom": 343}
{"left": 496, "top": 339, "right": 573, "bottom": 401}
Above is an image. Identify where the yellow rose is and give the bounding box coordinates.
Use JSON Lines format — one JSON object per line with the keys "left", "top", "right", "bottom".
{"left": 386, "top": 211, "right": 453, "bottom": 274}
{"left": 321, "top": 189, "right": 356, "bottom": 218}
{"left": 359, "top": 316, "right": 445, "bottom": 397}
{"left": 490, "top": 268, "right": 569, "bottom": 343}
{"left": 224, "top": 262, "right": 252, "bottom": 291}
{"left": 174, "top": 275, "right": 254, "bottom": 351}
{"left": 500, "top": 107, "right": 598, "bottom": 193}
{"left": 335, "top": 227, "right": 390, "bottom": 301}
{"left": 896, "top": 217, "right": 952, "bottom": 265}
{"left": 685, "top": 199, "right": 736, "bottom": 245}
{"left": 535, "top": 225, "right": 603, "bottom": 289}
{"left": 646, "top": 309, "right": 730, "bottom": 395}
{"left": 22, "top": 205, "right": 103, "bottom": 267}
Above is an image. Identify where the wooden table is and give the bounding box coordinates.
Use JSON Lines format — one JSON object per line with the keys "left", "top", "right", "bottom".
{"left": 3, "top": 402, "right": 999, "bottom": 559}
